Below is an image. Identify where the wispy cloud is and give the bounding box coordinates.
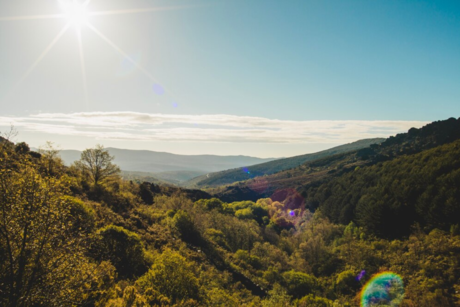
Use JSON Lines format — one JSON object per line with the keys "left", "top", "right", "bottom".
{"left": 0, "top": 112, "right": 428, "bottom": 144}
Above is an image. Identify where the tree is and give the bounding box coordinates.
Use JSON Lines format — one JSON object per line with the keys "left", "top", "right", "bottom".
{"left": 75, "top": 145, "right": 120, "bottom": 185}
{"left": 171, "top": 210, "right": 201, "bottom": 244}
{"left": 261, "top": 284, "right": 292, "bottom": 307}
{"left": 136, "top": 249, "right": 200, "bottom": 304}
{"left": 194, "top": 198, "right": 224, "bottom": 211}
{"left": 335, "top": 270, "right": 360, "bottom": 295}
{"left": 38, "top": 141, "right": 65, "bottom": 176}
{"left": 138, "top": 182, "right": 154, "bottom": 205}
{"left": 14, "top": 142, "right": 29, "bottom": 154}
{"left": 282, "top": 270, "right": 318, "bottom": 298}
{"left": 93, "top": 225, "right": 147, "bottom": 279}
{"left": 0, "top": 156, "right": 97, "bottom": 306}
{"left": 297, "top": 294, "right": 333, "bottom": 307}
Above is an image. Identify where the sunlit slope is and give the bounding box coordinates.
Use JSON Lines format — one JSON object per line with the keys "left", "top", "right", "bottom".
{"left": 184, "top": 138, "right": 384, "bottom": 188}
{"left": 212, "top": 149, "right": 366, "bottom": 202}
{"left": 212, "top": 117, "right": 460, "bottom": 203}
{"left": 303, "top": 137, "right": 460, "bottom": 238}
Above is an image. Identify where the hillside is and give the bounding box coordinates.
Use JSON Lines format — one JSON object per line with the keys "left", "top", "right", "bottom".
{"left": 302, "top": 138, "right": 460, "bottom": 239}
{"left": 121, "top": 171, "right": 174, "bottom": 186}
{"left": 2, "top": 130, "right": 460, "bottom": 306}
{"left": 184, "top": 138, "right": 384, "bottom": 188}
{"left": 212, "top": 117, "right": 460, "bottom": 203}
{"left": 121, "top": 170, "right": 207, "bottom": 185}
{"left": 213, "top": 150, "right": 363, "bottom": 203}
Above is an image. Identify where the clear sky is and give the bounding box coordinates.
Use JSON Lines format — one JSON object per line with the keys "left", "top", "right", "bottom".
{"left": 0, "top": 0, "right": 459, "bottom": 157}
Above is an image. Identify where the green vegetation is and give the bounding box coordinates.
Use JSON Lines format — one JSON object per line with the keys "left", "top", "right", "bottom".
{"left": 75, "top": 145, "right": 121, "bottom": 186}
{"left": 303, "top": 138, "right": 460, "bottom": 239}
{"left": 211, "top": 117, "right": 460, "bottom": 204}
{"left": 2, "top": 118, "right": 460, "bottom": 306}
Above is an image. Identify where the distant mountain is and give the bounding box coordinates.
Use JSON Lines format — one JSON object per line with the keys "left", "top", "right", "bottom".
{"left": 184, "top": 138, "right": 385, "bottom": 188}
{"left": 120, "top": 171, "right": 174, "bottom": 186}
{"left": 153, "top": 170, "right": 208, "bottom": 183}
{"left": 57, "top": 148, "right": 276, "bottom": 183}
{"left": 58, "top": 150, "right": 81, "bottom": 165}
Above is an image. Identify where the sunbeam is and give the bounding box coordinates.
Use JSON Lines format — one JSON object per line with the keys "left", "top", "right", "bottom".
{"left": 0, "top": 14, "right": 65, "bottom": 21}
{"left": 7, "top": 23, "right": 71, "bottom": 98}
{"left": 85, "top": 22, "right": 180, "bottom": 100}
{"left": 76, "top": 28, "right": 89, "bottom": 110}
{"left": 85, "top": 23, "right": 157, "bottom": 82}
{"left": 89, "top": 5, "right": 197, "bottom": 17}
{"left": 1, "top": 1, "right": 194, "bottom": 105}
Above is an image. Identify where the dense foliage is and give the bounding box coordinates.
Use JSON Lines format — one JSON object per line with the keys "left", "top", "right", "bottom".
{"left": 1, "top": 120, "right": 460, "bottom": 306}
{"left": 303, "top": 139, "right": 460, "bottom": 239}
{"left": 210, "top": 118, "right": 460, "bottom": 203}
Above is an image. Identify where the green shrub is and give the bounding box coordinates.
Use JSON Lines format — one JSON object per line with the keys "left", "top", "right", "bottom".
{"left": 137, "top": 249, "right": 200, "bottom": 303}
{"left": 282, "top": 270, "right": 318, "bottom": 298}
{"left": 94, "top": 225, "right": 147, "bottom": 278}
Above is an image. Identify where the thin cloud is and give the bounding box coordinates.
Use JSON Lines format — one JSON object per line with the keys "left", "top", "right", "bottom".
{"left": 0, "top": 112, "right": 428, "bottom": 144}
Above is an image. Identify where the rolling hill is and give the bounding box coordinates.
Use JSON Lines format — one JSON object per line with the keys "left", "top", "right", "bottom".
{"left": 183, "top": 138, "right": 385, "bottom": 188}
{"left": 211, "top": 117, "right": 460, "bottom": 204}
{"left": 56, "top": 148, "right": 276, "bottom": 183}
{"left": 121, "top": 170, "right": 206, "bottom": 185}
{"left": 302, "top": 138, "right": 460, "bottom": 238}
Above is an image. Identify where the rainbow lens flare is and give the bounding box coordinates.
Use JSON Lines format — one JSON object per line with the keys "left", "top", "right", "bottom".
{"left": 360, "top": 272, "right": 404, "bottom": 307}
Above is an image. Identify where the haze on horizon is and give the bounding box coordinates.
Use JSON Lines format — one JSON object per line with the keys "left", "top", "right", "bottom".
{"left": 1, "top": 0, "right": 459, "bottom": 158}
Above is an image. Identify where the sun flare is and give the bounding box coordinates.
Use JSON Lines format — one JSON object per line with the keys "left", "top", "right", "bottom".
{"left": 59, "top": 0, "right": 89, "bottom": 27}
{"left": 0, "top": 0, "right": 195, "bottom": 107}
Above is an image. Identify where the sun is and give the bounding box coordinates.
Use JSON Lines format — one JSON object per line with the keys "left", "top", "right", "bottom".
{"left": 59, "top": 0, "right": 89, "bottom": 27}
{"left": 0, "top": 1, "right": 195, "bottom": 107}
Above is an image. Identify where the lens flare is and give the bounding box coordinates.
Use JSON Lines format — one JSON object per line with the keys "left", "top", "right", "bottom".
{"left": 117, "top": 52, "right": 142, "bottom": 76}
{"left": 152, "top": 83, "right": 165, "bottom": 95}
{"left": 357, "top": 270, "right": 366, "bottom": 281}
{"left": 271, "top": 188, "right": 304, "bottom": 211}
{"left": 248, "top": 177, "right": 270, "bottom": 194}
{"left": 360, "top": 272, "right": 404, "bottom": 307}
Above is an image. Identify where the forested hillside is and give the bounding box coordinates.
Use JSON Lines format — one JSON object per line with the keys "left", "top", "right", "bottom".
{"left": 185, "top": 138, "right": 384, "bottom": 188}
{"left": 2, "top": 121, "right": 460, "bottom": 306}
{"left": 212, "top": 117, "right": 460, "bottom": 204}
{"left": 302, "top": 138, "right": 460, "bottom": 239}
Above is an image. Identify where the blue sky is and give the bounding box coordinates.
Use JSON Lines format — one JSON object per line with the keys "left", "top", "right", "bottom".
{"left": 0, "top": 0, "right": 459, "bottom": 157}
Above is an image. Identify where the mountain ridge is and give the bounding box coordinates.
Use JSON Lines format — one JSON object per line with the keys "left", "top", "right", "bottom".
{"left": 54, "top": 147, "right": 277, "bottom": 176}
{"left": 211, "top": 117, "right": 460, "bottom": 204}
{"left": 184, "top": 138, "right": 385, "bottom": 188}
